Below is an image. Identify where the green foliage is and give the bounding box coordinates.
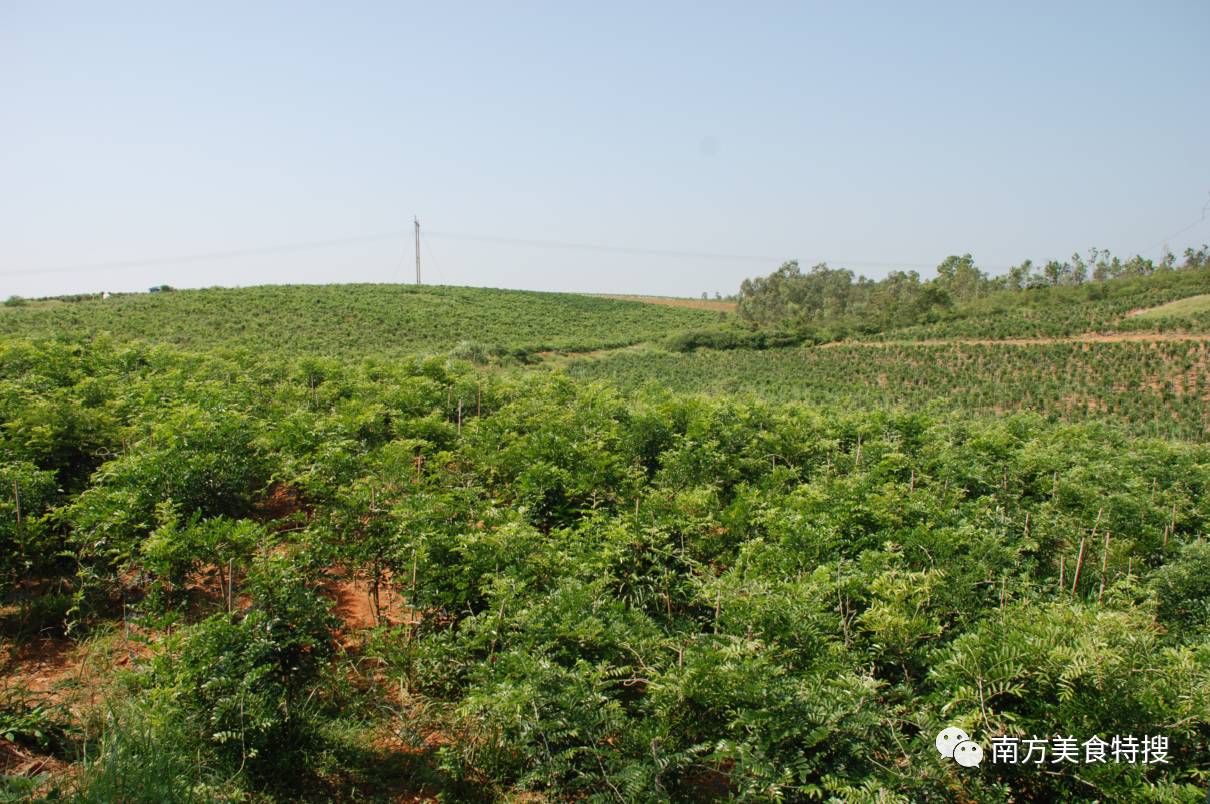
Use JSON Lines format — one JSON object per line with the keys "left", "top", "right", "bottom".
{"left": 69, "top": 702, "right": 232, "bottom": 803}
{"left": 663, "top": 326, "right": 806, "bottom": 352}
{"left": 2, "top": 334, "right": 1208, "bottom": 801}
{"left": 0, "top": 690, "right": 70, "bottom": 753}
{"left": 148, "top": 558, "right": 336, "bottom": 783}
{"left": 67, "top": 404, "right": 271, "bottom": 600}
{"left": 568, "top": 339, "right": 1210, "bottom": 441}
{"left": 1149, "top": 540, "right": 1210, "bottom": 631}
{"left": 0, "top": 461, "right": 60, "bottom": 593}
{"left": 736, "top": 252, "right": 1210, "bottom": 341}
{"left": 0, "top": 283, "right": 719, "bottom": 358}
{"left": 929, "top": 602, "right": 1210, "bottom": 799}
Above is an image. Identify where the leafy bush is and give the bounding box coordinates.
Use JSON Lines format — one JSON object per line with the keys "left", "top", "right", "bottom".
{"left": 663, "top": 326, "right": 805, "bottom": 352}
{"left": 148, "top": 559, "right": 336, "bottom": 784}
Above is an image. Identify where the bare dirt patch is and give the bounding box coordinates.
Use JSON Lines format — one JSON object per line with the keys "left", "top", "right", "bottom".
{"left": 1, "top": 629, "right": 151, "bottom": 716}
{"left": 593, "top": 293, "right": 737, "bottom": 313}
{"left": 256, "top": 481, "right": 308, "bottom": 523}
{"left": 319, "top": 567, "right": 413, "bottom": 648}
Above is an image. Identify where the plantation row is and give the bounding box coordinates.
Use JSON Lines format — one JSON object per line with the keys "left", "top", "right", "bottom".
{"left": 564, "top": 340, "right": 1210, "bottom": 442}
{"left": 0, "top": 284, "right": 720, "bottom": 358}
{"left": 1, "top": 336, "right": 1208, "bottom": 801}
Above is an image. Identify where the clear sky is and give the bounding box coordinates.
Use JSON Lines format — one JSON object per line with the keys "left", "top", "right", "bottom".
{"left": 3, "top": 1, "right": 1208, "bottom": 298}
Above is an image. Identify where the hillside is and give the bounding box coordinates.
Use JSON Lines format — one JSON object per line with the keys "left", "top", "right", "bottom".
{"left": 1130, "top": 292, "right": 1210, "bottom": 322}
{"left": 2, "top": 337, "right": 1208, "bottom": 801}
{"left": 2, "top": 273, "right": 1210, "bottom": 801}
{"left": 0, "top": 283, "right": 722, "bottom": 358}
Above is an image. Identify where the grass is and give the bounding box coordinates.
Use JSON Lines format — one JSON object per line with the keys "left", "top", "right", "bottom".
{"left": 1130, "top": 293, "right": 1210, "bottom": 321}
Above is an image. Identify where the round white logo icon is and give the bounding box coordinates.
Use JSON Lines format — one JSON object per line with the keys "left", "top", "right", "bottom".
{"left": 936, "top": 726, "right": 970, "bottom": 758}
{"left": 953, "top": 739, "right": 984, "bottom": 767}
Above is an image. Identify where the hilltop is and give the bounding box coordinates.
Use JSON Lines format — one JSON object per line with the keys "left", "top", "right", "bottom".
{"left": 0, "top": 283, "right": 721, "bottom": 359}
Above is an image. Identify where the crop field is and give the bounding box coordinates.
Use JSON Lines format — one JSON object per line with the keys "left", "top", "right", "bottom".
{"left": 1, "top": 337, "right": 1208, "bottom": 802}
{"left": 0, "top": 284, "right": 720, "bottom": 358}
{"left": 564, "top": 339, "right": 1210, "bottom": 441}
{"left": 2, "top": 268, "right": 1210, "bottom": 802}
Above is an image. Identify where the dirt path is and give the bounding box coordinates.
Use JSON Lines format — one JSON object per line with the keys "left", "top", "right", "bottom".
{"left": 826, "top": 332, "right": 1210, "bottom": 348}
{"left": 591, "top": 293, "right": 736, "bottom": 313}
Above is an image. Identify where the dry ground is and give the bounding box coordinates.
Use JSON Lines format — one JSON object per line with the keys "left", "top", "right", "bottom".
{"left": 593, "top": 293, "right": 737, "bottom": 313}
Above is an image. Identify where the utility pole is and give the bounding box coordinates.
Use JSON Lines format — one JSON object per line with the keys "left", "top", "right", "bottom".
{"left": 414, "top": 215, "right": 421, "bottom": 284}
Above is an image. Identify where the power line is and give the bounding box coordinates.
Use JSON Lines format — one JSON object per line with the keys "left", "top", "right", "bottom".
{"left": 18, "top": 218, "right": 1203, "bottom": 281}
{"left": 422, "top": 231, "right": 441, "bottom": 282}
{"left": 424, "top": 230, "right": 781, "bottom": 263}
{"left": 1134, "top": 192, "right": 1210, "bottom": 256}
{"left": 1, "top": 228, "right": 790, "bottom": 279}
{"left": 0, "top": 229, "right": 411, "bottom": 278}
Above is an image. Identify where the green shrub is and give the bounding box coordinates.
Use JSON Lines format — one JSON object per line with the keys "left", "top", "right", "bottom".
{"left": 148, "top": 559, "right": 336, "bottom": 784}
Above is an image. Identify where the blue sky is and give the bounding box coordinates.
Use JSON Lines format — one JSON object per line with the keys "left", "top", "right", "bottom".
{"left": 2, "top": 1, "right": 1208, "bottom": 298}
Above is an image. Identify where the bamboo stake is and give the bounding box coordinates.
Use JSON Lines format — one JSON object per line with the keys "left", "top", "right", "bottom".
{"left": 1166, "top": 500, "right": 1176, "bottom": 547}
{"left": 1097, "top": 530, "right": 1111, "bottom": 604}
{"left": 1071, "top": 537, "right": 1086, "bottom": 598}
{"left": 1072, "top": 508, "right": 1103, "bottom": 599}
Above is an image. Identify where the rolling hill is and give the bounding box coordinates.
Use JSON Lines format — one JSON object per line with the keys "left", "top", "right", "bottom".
{"left": 0, "top": 283, "right": 723, "bottom": 358}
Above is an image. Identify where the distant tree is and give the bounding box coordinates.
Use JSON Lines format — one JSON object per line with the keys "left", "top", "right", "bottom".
{"left": 1041, "top": 260, "right": 1067, "bottom": 286}
{"left": 934, "top": 254, "right": 987, "bottom": 302}
{"left": 1006, "top": 260, "right": 1032, "bottom": 291}
{"left": 1183, "top": 244, "right": 1209, "bottom": 269}
{"left": 1069, "top": 252, "right": 1088, "bottom": 285}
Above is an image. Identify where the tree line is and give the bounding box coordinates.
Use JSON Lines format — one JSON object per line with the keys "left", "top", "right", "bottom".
{"left": 736, "top": 245, "right": 1210, "bottom": 337}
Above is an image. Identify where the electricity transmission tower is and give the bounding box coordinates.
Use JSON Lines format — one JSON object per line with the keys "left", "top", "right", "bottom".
{"left": 414, "top": 215, "right": 421, "bottom": 284}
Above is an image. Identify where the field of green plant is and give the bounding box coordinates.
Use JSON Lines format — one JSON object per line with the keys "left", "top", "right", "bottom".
{"left": 0, "top": 284, "right": 721, "bottom": 358}
{"left": 2, "top": 336, "right": 1208, "bottom": 802}
{"left": 2, "top": 266, "right": 1209, "bottom": 802}
{"left": 563, "top": 339, "right": 1210, "bottom": 442}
